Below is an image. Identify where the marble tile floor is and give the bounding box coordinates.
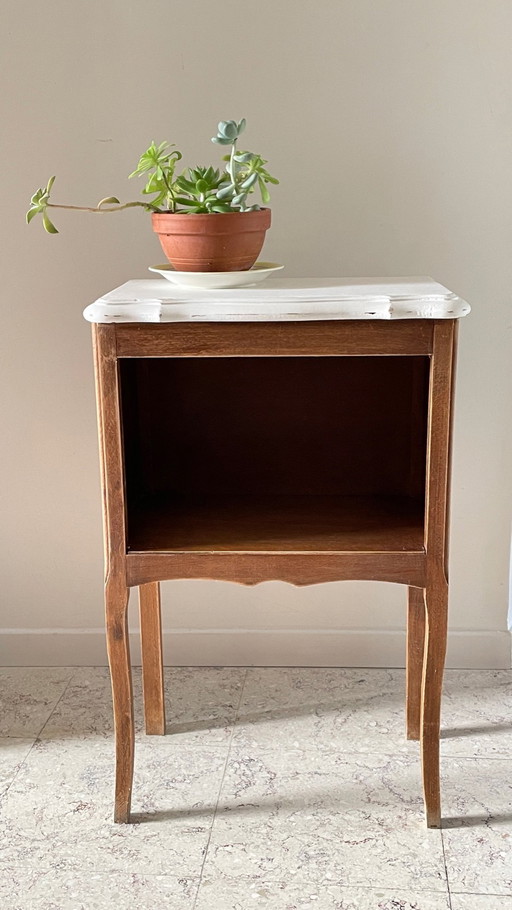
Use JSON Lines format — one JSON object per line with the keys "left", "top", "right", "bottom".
{"left": 1, "top": 667, "right": 512, "bottom": 909}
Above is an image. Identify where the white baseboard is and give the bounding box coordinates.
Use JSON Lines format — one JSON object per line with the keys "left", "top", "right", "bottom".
{"left": 0, "top": 628, "right": 510, "bottom": 669}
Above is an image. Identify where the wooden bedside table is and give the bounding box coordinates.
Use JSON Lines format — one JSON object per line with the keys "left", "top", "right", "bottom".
{"left": 85, "top": 276, "right": 470, "bottom": 827}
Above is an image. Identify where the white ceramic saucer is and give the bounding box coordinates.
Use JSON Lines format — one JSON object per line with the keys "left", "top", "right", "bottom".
{"left": 148, "top": 261, "right": 284, "bottom": 289}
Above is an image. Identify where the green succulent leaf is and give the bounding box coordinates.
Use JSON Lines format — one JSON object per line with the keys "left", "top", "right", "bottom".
{"left": 176, "top": 176, "right": 197, "bottom": 194}
{"left": 174, "top": 196, "right": 200, "bottom": 207}
{"left": 232, "top": 192, "right": 248, "bottom": 207}
{"left": 217, "top": 183, "right": 235, "bottom": 200}
{"left": 234, "top": 152, "right": 253, "bottom": 163}
{"left": 218, "top": 120, "right": 238, "bottom": 139}
{"left": 30, "top": 187, "right": 47, "bottom": 206}
{"left": 129, "top": 142, "right": 181, "bottom": 178}
{"left": 211, "top": 136, "right": 233, "bottom": 145}
{"left": 26, "top": 206, "right": 42, "bottom": 224}
{"left": 129, "top": 142, "right": 183, "bottom": 210}
{"left": 142, "top": 172, "right": 162, "bottom": 191}
{"left": 97, "top": 196, "right": 120, "bottom": 207}
{"left": 208, "top": 203, "right": 233, "bottom": 213}
{"left": 258, "top": 176, "right": 270, "bottom": 203}
{"left": 42, "top": 211, "right": 58, "bottom": 234}
{"left": 240, "top": 172, "right": 258, "bottom": 190}
{"left": 27, "top": 177, "right": 57, "bottom": 228}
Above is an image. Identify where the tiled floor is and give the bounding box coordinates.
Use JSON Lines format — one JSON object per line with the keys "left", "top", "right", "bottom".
{"left": 1, "top": 668, "right": 512, "bottom": 908}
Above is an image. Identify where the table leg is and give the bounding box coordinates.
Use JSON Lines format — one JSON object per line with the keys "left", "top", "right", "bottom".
{"left": 106, "top": 575, "right": 134, "bottom": 824}
{"left": 139, "top": 582, "right": 166, "bottom": 735}
{"left": 406, "top": 586, "right": 425, "bottom": 740}
{"left": 420, "top": 571, "right": 448, "bottom": 828}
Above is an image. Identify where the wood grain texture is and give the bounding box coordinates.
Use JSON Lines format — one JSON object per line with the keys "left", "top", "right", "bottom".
{"left": 93, "top": 325, "right": 134, "bottom": 823}
{"left": 105, "top": 577, "right": 133, "bottom": 824}
{"left": 424, "top": 322, "right": 456, "bottom": 569}
{"left": 406, "top": 586, "right": 425, "bottom": 740}
{"left": 115, "top": 320, "right": 434, "bottom": 358}
{"left": 127, "top": 495, "right": 425, "bottom": 553}
{"left": 126, "top": 551, "right": 427, "bottom": 588}
{"left": 421, "top": 320, "right": 456, "bottom": 827}
{"left": 421, "top": 570, "right": 448, "bottom": 828}
{"left": 92, "top": 325, "right": 127, "bottom": 570}
{"left": 139, "top": 582, "right": 166, "bottom": 735}
{"left": 90, "top": 316, "right": 459, "bottom": 827}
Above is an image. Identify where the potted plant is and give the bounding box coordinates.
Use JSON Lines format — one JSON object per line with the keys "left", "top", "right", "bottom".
{"left": 26, "top": 118, "right": 278, "bottom": 272}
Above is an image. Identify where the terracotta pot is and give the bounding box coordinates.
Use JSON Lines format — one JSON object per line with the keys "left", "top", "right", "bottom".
{"left": 151, "top": 208, "right": 271, "bottom": 272}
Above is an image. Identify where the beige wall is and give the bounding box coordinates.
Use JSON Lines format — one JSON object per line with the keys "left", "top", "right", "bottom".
{"left": 1, "top": 0, "right": 511, "bottom": 666}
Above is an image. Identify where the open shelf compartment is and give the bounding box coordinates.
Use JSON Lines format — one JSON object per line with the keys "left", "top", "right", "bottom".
{"left": 120, "top": 356, "right": 429, "bottom": 554}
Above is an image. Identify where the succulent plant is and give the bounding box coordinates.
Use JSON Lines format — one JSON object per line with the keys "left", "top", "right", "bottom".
{"left": 26, "top": 119, "right": 278, "bottom": 232}
{"left": 174, "top": 166, "right": 231, "bottom": 213}
{"left": 128, "top": 141, "right": 183, "bottom": 211}
{"left": 210, "top": 118, "right": 278, "bottom": 212}
{"left": 211, "top": 118, "right": 246, "bottom": 145}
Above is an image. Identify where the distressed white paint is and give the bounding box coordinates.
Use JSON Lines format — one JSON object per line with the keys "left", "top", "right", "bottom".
{"left": 83, "top": 276, "right": 470, "bottom": 324}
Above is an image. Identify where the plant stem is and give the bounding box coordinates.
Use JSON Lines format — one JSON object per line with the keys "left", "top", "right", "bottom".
{"left": 47, "top": 201, "right": 155, "bottom": 213}
{"left": 161, "top": 171, "right": 175, "bottom": 212}
{"left": 229, "top": 140, "right": 238, "bottom": 194}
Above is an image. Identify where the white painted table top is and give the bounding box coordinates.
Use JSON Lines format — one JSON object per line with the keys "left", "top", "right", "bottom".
{"left": 83, "top": 276, "right": 470, "bottom": 323}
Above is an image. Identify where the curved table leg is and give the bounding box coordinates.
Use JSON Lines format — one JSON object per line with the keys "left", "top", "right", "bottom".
{"left": 406, "top": 586, "right": 426, "bottom": 740}
{"left": 420, "top": 571, "right": 448, "bottom": 828}
{"left": 106, "top": 575, "right": 134, "bottom": 824}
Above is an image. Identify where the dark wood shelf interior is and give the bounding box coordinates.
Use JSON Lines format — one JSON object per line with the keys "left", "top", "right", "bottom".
{"left": 127, "top": 493, "right": 425, "bottom": 553}
{"left": 120, "top": 355, "right": 429, "bottom": 555}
